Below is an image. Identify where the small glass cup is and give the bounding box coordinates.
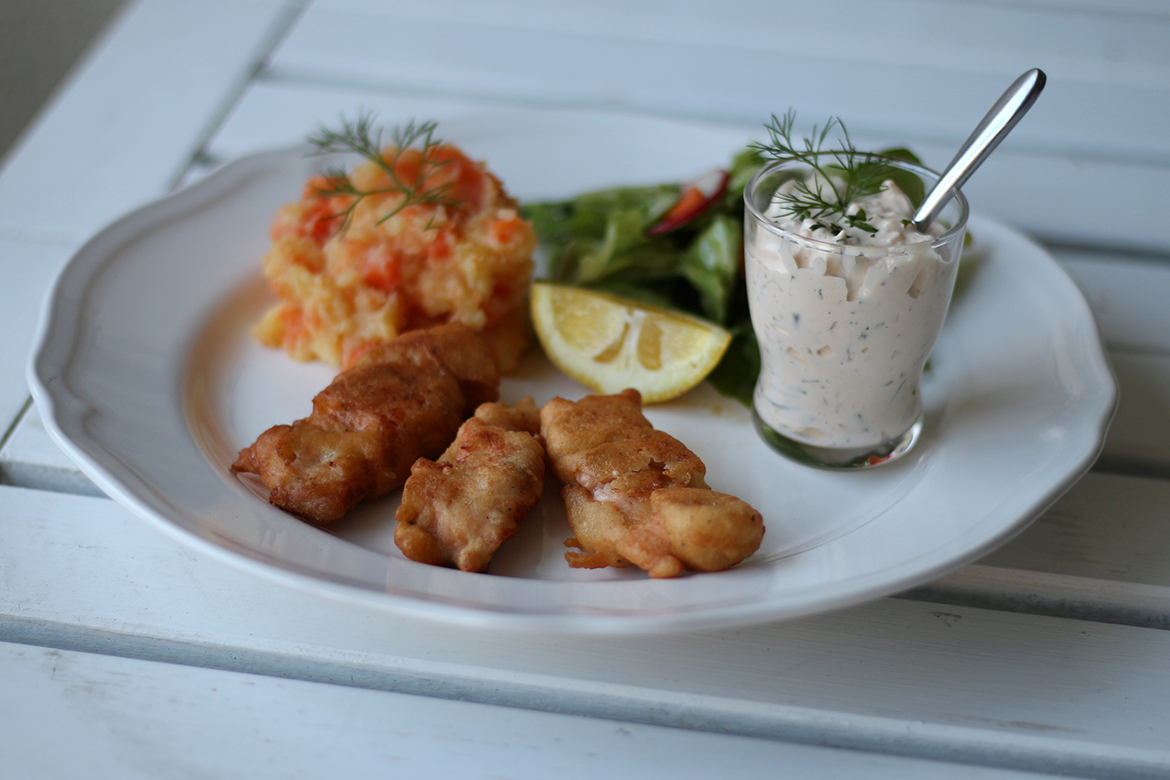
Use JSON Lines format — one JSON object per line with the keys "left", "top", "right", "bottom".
{"left": 743, "top": 157, "right": 968, "bottom": 469}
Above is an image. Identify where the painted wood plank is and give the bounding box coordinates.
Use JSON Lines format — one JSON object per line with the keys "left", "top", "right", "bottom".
{"left": 7, "top": 640, "right": 1041, "bottom": 780}
{"left": 259, "top": 2, "right": 1170, "bottom": 251}
{"left": 1050, "top": 251, "right": 1170, "bottom": 471}
{"left": 1057, "top": 251, "right": 1170, "bottom": 354}
{"left": 0, "top": 0, "right": 295, "bottom": 247}
{"left": 904, "top": 473, "right": 1170, "bottom": 627}
{"left": 278, "top": 0, "right": 1170, "bottom": 161}
{"left": 977, "top": 472, "right": 1170, "bottom": 585}
{"left": 202, "top": 81, "right": 512, "bottom": 164}
{"left": 2, "top": 484, "right": 1170, "bottom": 778}
{"left": 0, "top": 404, "right": 104, "bottom": 496}
{"left": 315, "top": 0, "right": 1170, "bottom": 28}
{"left": 1008, "top": 0, "right": 1170, "bottom": 15}
{"left": 902, "top": 564, "right": 1170, "bottom": 630}
{"left": 1094, "top": 352, "right": 1170, "bottom": 474}
{"left": 0, "top": 239, "right": 70, "bottom": 437}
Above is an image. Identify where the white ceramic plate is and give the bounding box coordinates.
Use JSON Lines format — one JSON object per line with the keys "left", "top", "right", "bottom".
{"left": 29, "top": 109, "right": 1116, "bottom": 634}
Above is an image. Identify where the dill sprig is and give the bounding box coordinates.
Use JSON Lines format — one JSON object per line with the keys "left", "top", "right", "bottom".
{"left": 307, "top": 113, "right": 464, "bottom": 234}
{"left": 752, "top": 110, "right": 896, "bottom": 237}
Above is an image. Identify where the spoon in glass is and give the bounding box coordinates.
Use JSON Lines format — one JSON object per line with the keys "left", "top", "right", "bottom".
{"left": 913, "top": 68, "right": 1046, "bottom": 231}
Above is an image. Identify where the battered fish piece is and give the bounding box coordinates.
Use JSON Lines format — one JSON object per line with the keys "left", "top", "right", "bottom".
{"left": 232, "top": 323, "right": 499, "bottom": 523}
{"left": 394, "top": 398, "right": 545, "bottom": 572}
{"left": 541, "top": 389, "right": 764, "bottom": 578}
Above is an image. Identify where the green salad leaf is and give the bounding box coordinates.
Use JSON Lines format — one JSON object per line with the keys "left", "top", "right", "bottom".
{"left": 706, "top": 322, "right": 760, "bottom": 408}
{"left": 682, "top": 214, "right": 741, "bottom": 324}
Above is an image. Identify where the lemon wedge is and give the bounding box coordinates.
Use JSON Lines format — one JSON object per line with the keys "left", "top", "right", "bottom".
{"left": 530, "top": 282, "right": 732, "bottom": 403}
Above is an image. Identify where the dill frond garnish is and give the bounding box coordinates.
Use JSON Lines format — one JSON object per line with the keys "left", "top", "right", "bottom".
{"left": 307, "top": 113, "right": 464, "bottom": 234}
{"left": 752, "top": 110, "right": 899, "bottom": 236}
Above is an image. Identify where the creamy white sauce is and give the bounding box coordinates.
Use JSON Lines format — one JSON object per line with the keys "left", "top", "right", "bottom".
{"left": 746, "top": 176, "right": 959, "bottom": 449}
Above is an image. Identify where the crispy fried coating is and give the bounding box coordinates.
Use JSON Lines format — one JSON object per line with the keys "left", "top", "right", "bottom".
{"left": 232, "top": 323, "right": 499, "bottom": 523}
{"left": 541, "top": 389, "right": 764, "bottom": 578}
{"left": 394, "top": 398, "right": 545, "bottom": 572}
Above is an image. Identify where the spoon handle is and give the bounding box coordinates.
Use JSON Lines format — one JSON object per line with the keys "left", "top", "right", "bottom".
{"left": 913, "top": 68, "right": 1046, "bottom": 231}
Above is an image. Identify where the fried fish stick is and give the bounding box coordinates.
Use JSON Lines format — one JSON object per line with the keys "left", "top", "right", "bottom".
{"left": 394, "top": 398, "right": 545, "bottom": 572}
{"left": 232, "top": 323, "right": 499, "bottom": 523}
{"left": 541, "top": 389, "right": 764, "bottom": 578}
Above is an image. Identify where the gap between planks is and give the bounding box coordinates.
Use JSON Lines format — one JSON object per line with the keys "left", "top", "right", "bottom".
{"left": 2, "top": 609, "right": 1168, "bottom": 780}
{"left": 898, "top": 565, "right": 1170, "bottom": 630}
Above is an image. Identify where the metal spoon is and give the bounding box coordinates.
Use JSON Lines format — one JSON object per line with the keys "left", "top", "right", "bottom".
{"left": 913, "top": 68, "right": 1046, "bottom": 231}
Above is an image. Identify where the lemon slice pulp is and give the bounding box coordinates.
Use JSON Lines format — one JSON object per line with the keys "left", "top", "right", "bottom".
{"left": 530, "top": 282, "right": 732, "bottom": 403}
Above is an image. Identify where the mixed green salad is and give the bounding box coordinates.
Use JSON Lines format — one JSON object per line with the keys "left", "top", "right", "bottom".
{"left": 522, "top": 148, "right": 767, "bottom": 407}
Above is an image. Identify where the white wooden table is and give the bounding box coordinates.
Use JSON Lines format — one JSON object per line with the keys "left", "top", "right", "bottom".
{"left": 3, "top": 2, "right": 1170, "bottom": 777}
